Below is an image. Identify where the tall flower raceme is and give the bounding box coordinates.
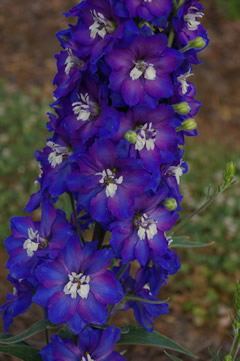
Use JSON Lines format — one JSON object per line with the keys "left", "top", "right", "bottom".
{"left": 1, "top": 0, "right": 209, "bottom": 360}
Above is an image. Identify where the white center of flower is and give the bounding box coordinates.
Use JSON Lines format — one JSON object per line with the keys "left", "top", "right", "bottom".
{"left": 167, "top": 160, "right": 184, "bottom": 184}
{"left": 64, "top": 49, "right": 84, "bottom": 75}
{"left": 64, "top": 272, "right": 90, "bottom": 299}
{"left": 184, "top": 6, "right": 204, "bottom": 31}
{"left": 81, "top": 355, "right": 95, "bottom": 361}
{"left": 72, "top": 93, "right": 99, "bottom": 122}
{"left": 135, "top": 123, "right": 157, "bottom": 151}
{"left": 96, "top": 169, "right": 123, "bottom": 198}
{"left": 177, "top": 69, "right": 194, "bottom": 94}
{"left": 130, "top": 61, "right": 156, "bottom": 81}
{"left": 143, "top": 283, "right": 153, "bottom": 295}
{"left": 47, "top": 141, "right": 72, "bottom": 168}
{"left": 144, "top": 0, "right": 152, "bottom": 2}
{"left": 89, "top": 10, "right": 115, "bottom": 39}
{"left": 23, "top": 228, "right": 40, "bottom": 257}
{"left": 135, "top": 213, "right": 158, "bottom": 240}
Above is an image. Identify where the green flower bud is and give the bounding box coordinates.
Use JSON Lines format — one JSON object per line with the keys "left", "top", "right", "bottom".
{"left": 190, "top": 37, "right": 207, "bottom": 49}
{"left": 165, "top": 198, "right": 178, "bottom": 211}
{"left": 180, "top": 37, "right": 207, "bottom": 53}
{"left": 224, "top": 162, "right": 235, "bottom": 185}
{"left": 176, "top": 118, "right": 197, "bottom": 131}
{"left": 224, "top": 355, "right": 233, "bottom": 361}
{"left": 233, "top": 320, "right": 240, "bottom": 333}
{"left": 124, "top": 130, "right": 137, "bottom": 144}
{"left": 172, "top": 102, "right": 191, "bottom": 115}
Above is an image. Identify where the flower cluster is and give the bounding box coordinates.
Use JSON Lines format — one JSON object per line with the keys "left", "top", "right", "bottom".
{"left": 1, "top": 0, "right": 208, "bottom": 359}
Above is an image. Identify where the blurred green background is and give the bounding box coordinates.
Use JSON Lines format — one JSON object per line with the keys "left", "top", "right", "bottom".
{"left": 0, "top": 0, "right": 240, "bottom": 359}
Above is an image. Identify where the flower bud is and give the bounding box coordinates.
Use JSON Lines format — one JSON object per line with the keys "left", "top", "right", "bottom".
{"left": 176, "top": 118, "right": 197, "bottom": 131}
{"left": 233, "top": 320, "right": 240, "bottom": 333}
{"left": 224, "top": 162, "right": 235, "bottom": 185}
{"left": 224, "top": 356, "right": 233, "bottom": 361}
{"left": 190, "top": 37, "right": 207, "bottom": 49}
{"left": 124, "top": 130, "right": 137, "bottom": 144}
{"left": 164, "top": 198, "right": 177, "bottom": 211}
{"left": 180, "top": 37, "right": 207, "bottom": 53}
{"left": 172, "top": 102, "right": 190, "bottom": 115}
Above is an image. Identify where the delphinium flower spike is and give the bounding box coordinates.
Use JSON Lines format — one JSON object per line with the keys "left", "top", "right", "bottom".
{"left": 1, "top": 0, "right": 208, "bottom": 359}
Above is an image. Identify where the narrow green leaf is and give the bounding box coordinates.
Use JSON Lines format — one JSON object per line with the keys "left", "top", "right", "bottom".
{"left": 118, "top": 325, "right": 196, "bottom": 358}
{"left": 124, "top": 295, "right": 169, "bottom": 304}
{"left": 170, "top": 237, "right": 214, "bottom": 248}
{"left": 164, "top": 351, "right": 184, "bottom": 361}
{"left": 0, "top": 320, "right": 58, "bottom": 344}
{"left": 0, "top": 345, "right": 42, "bottom": 361}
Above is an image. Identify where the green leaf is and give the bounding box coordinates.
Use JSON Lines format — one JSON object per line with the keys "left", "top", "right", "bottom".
{"left": 170, "top": 237, "right": 214, "bottom": 248}
{"left": 118, "top": 325, "right": 196, "bottom": 358}
{"left": 0, "top": 345, "right": 42, "bottom": 361}
{"left": 164, "top": 351, "right": 184, "bottom": 361}
{"left": 0, "top": 320, "right": 58, "bottom": 344}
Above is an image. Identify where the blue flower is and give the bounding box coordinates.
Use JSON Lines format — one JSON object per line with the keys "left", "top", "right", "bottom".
{"left": 0, "top": 276, "right": 33, "bottom": 332}
{"left": 33, "top": 237, "right": 123, "bottom": 333}
{"left": 40, "top": 327, "right": 125, "bottom": 361}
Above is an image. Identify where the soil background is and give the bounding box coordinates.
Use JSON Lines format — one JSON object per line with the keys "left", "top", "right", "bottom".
{"left": 0, "top": 0, "right": 239, "bottom": 360}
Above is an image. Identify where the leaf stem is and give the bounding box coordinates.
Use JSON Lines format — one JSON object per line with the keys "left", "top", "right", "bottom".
{"left": 123, "top": 295, "right": 169, "bottom": 304}
{"left": 68, "top": 192, "right": 85, "bottom": 246}
{"left": 117, "top": 264, "right": 128, "bottom": 280}
{"left": 170, "top": 181, "right": 236, "bottom": 236}
{"left": 230, "top": 329, "right": 240, "bottom": 361}
{"left": 92, "top": 222, "right": 106, "bottom": 249}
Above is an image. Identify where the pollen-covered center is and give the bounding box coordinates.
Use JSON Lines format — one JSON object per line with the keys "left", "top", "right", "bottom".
{"left": 72, "top": 93, "right": 100, "bottom": 122}
{"left": 96, "top": 168, "right": 123, "bottom": 198}
{"left": 177, "top": 69, "right": 194, "bottom": 94}
{"left": 167, "top": 160, "right": 185, "bottom": 184}
{"left": 64, "top": 272, "right": 90, "bottom": 299}
{"left": 130, "top": 60, "right": 156, "bottom": 81}
{"left": 184, "top": 6, "right": 204, "bottom": 31}
{"left": 89, "top": 10, "right": 116, "bottom": 39}
{"left": 47, "top": 141, "right": 73, "bottom": 168}
{"left": 135, "top": 122, "right": 157, "bottom": 151}
{"left": 23, "top": 228, "right": 47, "bottom": 257}
{"left": 81, "top": 354, "right": 95, "bottom": 361}
{"left": 65, "top": 49, "right": 85, "bottom": 75}
{"left": 134, "top": 213, "right": 158, "bottom": 240}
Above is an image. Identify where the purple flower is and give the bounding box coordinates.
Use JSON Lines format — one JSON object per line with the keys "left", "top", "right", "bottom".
{"left": 67, "top": 139, "right": 151, "bottom": 222}
{"left": 173, "top": 0, "right": 209, "bottom": 63}
{"left": 110, "top": 187, "right": 178, "bottom": 265}
{"left": 0, "top": 276, "right": 33, "bottom": 332}
{"left": 40, "top": 327, "right": 125, "bottom": 361}
{"left": 33, "top": 237, "right": 123, "bottom": 333}
{"left": 117, "top": 266, "right": 168, "bottom": 331}
{"left": 69, "top": 0, "right": 138, "bottom": 62}
{"left": 5, "top": 201, "right": 72, "bottom": 279}
{"left": 63, "top": 79, "right": 120, "bottom": 143}
{"left": 114, "top": 104, "right": 178, "bottom": 174}
{"left": 53, "top": 49, "right": 87, "bottom": 98}
{"left": 126, "top": 0, "right": 173, "bottom": 26}
{"left": 106, "top": 34, "right": 183, "bottom": 106}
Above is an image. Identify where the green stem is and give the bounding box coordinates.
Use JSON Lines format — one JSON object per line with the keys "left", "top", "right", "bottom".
{"left": 43, "top": 309, "right": 49, "bottom": 345}
{"left": 68, "top": 192, "right": 85, "bottom": 246}
{"left": 230, "top": 330, "right": 240, "bottom": 361}
{"left": 45, "top": 328, "right": 49, "bottom": 345}
{"left": 123, "top": 295, "right": 169, "bottom": 304}
{"left": 170, "top": 182, "right": 234, "bottom": 236}
{"left": 117, "top": 263, "right": 128, "bottom": 280}
{"left": 92, "top": 222, "right": 106, "bottom": 249}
